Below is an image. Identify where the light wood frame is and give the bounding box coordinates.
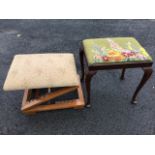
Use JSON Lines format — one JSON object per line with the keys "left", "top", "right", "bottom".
{"left": 21, "top": 82, "right": 85, "bottom": 115}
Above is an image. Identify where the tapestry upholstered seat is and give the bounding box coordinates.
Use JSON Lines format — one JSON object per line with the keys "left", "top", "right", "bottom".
{"left": 80, "top": 37, "right": 153, "bottom": 107}
{"left": 83, "top": 37, "right": 152, "bottom": 65}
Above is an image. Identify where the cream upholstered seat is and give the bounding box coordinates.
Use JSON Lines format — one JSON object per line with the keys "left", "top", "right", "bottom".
{"left": 3, "top": 53, "right": 79, "bottom": 91}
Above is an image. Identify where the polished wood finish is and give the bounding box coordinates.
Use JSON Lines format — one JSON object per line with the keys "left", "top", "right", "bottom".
{"left": 21, "top": 82, "right": 85, "bottom": 115}
{"left": 21, "top": 86, "right": 77, "bottom": 111}
{"left": 131, "top": 67, "right": 153, "bottom": 104}
{"left": 85, "top": 71, "right": 97, "bottom": 107}
{"left": 79, "top": 45, "right": 153, "bottom": 107}
{"left": 120, "top": 68, "right": 126, "bottom": 80}
{"left": 80, "top": 47, "right": 85, "bottom": 81}
{"left": 23, "top": 99, "right": 82, "bottom": 113}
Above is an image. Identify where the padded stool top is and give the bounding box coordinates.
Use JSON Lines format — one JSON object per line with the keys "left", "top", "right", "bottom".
{"left": 83, "top": 37, "right": 152, "bottom": 65}
{"left": 3, "top": 53, "right": 79, "bottom": 91}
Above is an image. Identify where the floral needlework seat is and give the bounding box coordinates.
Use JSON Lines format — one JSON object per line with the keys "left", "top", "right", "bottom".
{"left": 83, "top": 37, "right": 152, "bottom": 65}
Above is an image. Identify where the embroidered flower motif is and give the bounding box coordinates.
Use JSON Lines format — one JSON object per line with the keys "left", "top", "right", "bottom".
{"left": 92, "top": 39, "right": 151, "bottom": 63}
{"left": 108, "top": 50, "right": 117, "bottom": 56}
{"left": 102, "top": 56, "right": 109, "bottom": 61}
{"left": 107, "top": 38, "right": 124, "bottom": 51}
{"left": 135, "top": 53, "right": 147, "bottom": 60}
{"left": 122, "top": 51, "right": 136, "bottom": 57}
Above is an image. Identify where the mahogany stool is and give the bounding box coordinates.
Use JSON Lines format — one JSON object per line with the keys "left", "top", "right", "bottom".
{"left": 79, "top": 37, "right": 153, "bottom": 107}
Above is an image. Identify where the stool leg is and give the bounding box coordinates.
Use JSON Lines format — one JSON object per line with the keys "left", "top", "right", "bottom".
{"left": 85, "top": 70, "right": 97, "bottom": 107}
{"left": 80, "top": 47, "right": 85, "bottom": 82}
{"left": 131, "top": 67, "right": 153, "bottom": 104}
{"left": 120, "top": 68, "right": 126, "bottom": 80}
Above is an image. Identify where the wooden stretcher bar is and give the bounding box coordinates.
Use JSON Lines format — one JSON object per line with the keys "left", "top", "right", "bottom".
{"left": 21, "top": 82, "right": 85, "bottom": 115}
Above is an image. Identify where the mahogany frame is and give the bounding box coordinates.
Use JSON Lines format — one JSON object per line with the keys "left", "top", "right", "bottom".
{"left": 79, "top": 45, "right": 153, "bottom": 107}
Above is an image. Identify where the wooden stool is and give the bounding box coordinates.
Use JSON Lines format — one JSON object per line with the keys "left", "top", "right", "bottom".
{"left": 3, "top": 53, "right": 85, "bottom": 115}
{"left": 79, "top": 37, "right": 153, "bottom": 107}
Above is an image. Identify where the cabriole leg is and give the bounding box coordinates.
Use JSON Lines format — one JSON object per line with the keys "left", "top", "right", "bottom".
{"left": 132, "top": 67, "right": 153, "bottom": 104}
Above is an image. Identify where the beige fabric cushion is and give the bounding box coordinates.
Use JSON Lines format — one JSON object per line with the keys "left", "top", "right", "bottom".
{"left": 3, "top": 53, "right": 79, "bottom": 91}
